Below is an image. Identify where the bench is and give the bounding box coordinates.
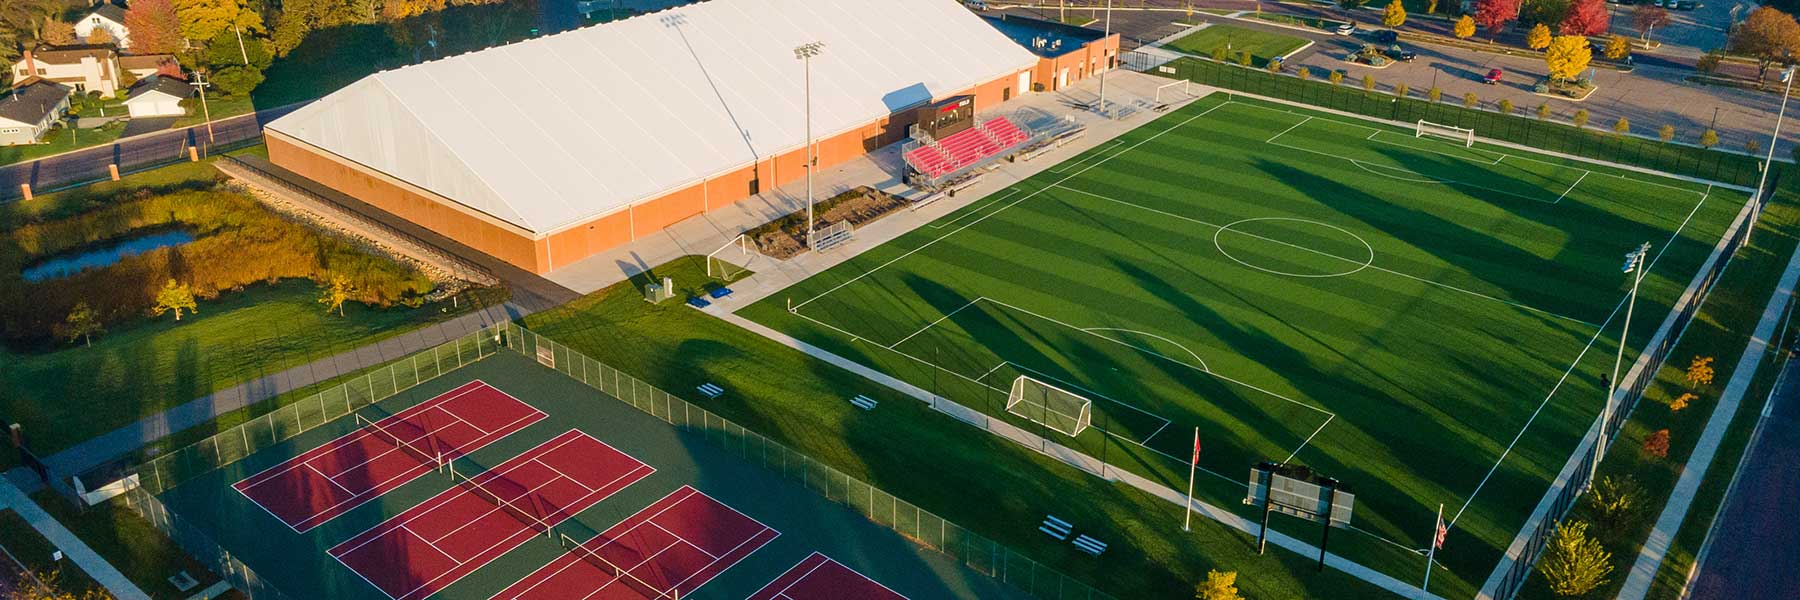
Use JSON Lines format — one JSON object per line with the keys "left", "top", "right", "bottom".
{"left": 850, "top": 395, "right": 878, "bottom": 410}
{"left": 708, "top": 286, "right": 734, "bottom": 300}
{"left": 1073, "top": 534, "right": 1108, "bottom": 556}
{"left": 697, "top": 383, "right": 724, "bottom": 399}
{"left": 685, "top": 296, "right": 711, "bottom": 309}
{"left": 1039, "top": 515, "right": 1072, "bottom": 541}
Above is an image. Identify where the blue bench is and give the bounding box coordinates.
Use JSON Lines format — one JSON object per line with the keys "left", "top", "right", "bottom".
{"left": 1073, "top": 534, "right": 1108, "bottom": 556}
{"left": 697, "top": 383, "right": 725, "bottom": 399}
{"left": 708, "top": 286, "right": 734, "bottom": 300}
{"left": 849, "top": 395, "right": 877, "bottom": 411}
{"left": 685, "top": 296, "right": 711, "bottom": 309}
{"left": 1039, "top": 515, "right": 1072, "bottom": 541}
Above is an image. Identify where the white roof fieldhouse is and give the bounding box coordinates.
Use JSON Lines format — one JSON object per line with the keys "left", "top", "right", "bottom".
{"left": 267, "top": 0, "right": 1038, "bottom": 236}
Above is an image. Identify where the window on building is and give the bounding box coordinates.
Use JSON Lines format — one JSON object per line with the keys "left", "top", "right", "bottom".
{"left": 1002, "top": 87, "right": 1011, "bottom": 101}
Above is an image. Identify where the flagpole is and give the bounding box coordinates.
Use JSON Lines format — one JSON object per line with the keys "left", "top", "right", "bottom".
{"left": 1422, "top": 503, "right": 1443, "bottom": 598}
{"left": 1184, "top": 427, "right": 1199, "bottom": 532}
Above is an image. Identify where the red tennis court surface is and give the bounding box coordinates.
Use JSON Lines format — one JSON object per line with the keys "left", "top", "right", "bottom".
{"left": 234, "top": 380, "right": 546, "bottom": 532}
{"left": 330, "top": 429, "right": 654, "bottom": 600}
{"left": 491, "top": 486, "right": 778, "bottom": 600}
{"left": 747, "top": 552, "right": 909, "bottom": 600}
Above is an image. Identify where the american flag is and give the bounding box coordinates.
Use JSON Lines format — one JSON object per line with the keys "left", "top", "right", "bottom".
{"left": 1434, "top": 516, "right": 1449, "bottom": 551}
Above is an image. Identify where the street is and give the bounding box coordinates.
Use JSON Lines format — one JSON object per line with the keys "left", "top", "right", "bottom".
{"left": 0, "top": 104, "right": 301, "bottom": 202}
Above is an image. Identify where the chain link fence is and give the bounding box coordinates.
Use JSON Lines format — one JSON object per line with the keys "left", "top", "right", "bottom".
{"left": 111, "top": 322, "right": 1109, "bottom": 600}
{"left": 1126, "top": 54, "right": 1769, "bottom": 188}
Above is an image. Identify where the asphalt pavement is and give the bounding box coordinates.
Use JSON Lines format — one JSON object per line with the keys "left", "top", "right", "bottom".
{"left": 1687, "top": 356, "right": 1800, "bottom": 598}
{"left": 0, "top": 104, "right": 300, "bottom": 202}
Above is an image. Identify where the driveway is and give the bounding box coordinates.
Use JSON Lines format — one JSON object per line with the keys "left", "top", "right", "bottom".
{"left": 118, "top": 116, "right": 177, "bottom": 138}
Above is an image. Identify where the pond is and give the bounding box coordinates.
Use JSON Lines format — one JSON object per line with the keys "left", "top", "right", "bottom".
{"left": 22, "top": 229, "right": 196, "bottom": 282}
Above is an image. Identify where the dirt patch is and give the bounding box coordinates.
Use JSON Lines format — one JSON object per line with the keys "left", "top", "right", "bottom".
{"left": 747, "top": 186, "right": 907, "bottom": 260}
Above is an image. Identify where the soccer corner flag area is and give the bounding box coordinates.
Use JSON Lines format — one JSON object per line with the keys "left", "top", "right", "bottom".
{"left": 737, "top": 91, "right": 1749, "bottom": 584}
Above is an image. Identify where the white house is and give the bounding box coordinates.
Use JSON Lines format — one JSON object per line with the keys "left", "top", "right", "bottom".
{"left": 7, "top": 45, "right": 179, "bottom": 99}
{"left": 74, "top": 3, "right": 130, "bottom": 49}
{"left": 0, "top": 80, "right": 74, "bottom": 146}
{"left": 121, "top": 76, "right": 189, "bottom": 118}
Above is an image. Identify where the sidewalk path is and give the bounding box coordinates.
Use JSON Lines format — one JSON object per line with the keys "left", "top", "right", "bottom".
{"left": 1614, "top": 226, "right": 1800, "bottom": 599}
{"left": 0, "top": 478, "right": 149, "bottom": 600}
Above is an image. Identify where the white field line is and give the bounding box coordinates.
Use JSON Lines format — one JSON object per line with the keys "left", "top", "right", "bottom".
{"left": 1049, "top": 139, "right": 1126, "bottom": 173}
{"left": 1448, "top": 185, "right": 1714, "bottom": 527}
{"left": 888, "top": 297, "right": 985, "bottom": 349}
{"left": 1377, "top": 130, "right": 1507, "bottom": 165}
{"left": 1265, "top": 135, "right": 1572, "bottom": 205}
{"left": 1047, "top": 183, "right": 1599, "bottom": 328}
{"left": 1265, "top": 115, "right": 1313, "bottom": 143}
{"left": 1556, "top": 171, "right": 1592, "bottom": 204}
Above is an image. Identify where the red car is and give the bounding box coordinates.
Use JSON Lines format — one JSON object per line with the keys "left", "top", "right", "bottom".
{"left": 1482, "top": 68, "right": 1503, "bottom": 84}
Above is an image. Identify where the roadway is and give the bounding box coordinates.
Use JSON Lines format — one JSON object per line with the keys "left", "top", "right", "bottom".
{"left": 1686, "top": 356, "right": 1800, "bottom": 598}
{"left": 0, "top": 104, "right": 301, "bottom": 202}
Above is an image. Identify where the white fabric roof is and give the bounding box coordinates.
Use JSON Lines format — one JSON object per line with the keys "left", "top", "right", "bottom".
{"left": 268, "top": 0, "right": 1038, "bottom": 235}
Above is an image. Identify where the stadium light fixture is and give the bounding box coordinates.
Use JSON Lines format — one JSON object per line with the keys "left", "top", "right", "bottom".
{"left": 795, "top": 42, "right": 825, "bottom": 246}
{"left": 1595, "top": 241, "right": 1652, "bottom": 483}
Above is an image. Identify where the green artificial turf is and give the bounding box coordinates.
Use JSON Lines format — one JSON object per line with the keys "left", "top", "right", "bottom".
{"left": 738, "top": 94, "right": 1748, "bottom": 593}
{"left": 1167, "top": 25, "right": 1311, "bottom": 66}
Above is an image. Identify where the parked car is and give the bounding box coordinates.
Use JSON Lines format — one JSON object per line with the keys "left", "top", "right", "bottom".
{"left": 1483, "top": 68, "right": 1503, "bottom": 84}
{"left": 1370, "top": 29, "right": 1398, "bottom": 44}
{"left": 1675, "top": 0, "right": 1699, "bottom": 9}
{"left": 964, "top": 0, "right": 989, "bottom": 9}
{"left": 1335, "top": 21, "right": 1357, "bottom": 36}
{"left": 1385, "top": 44, "right": 1416, "bottom": 61}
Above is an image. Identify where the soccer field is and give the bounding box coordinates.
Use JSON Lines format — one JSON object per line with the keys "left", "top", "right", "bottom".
{"left": 738, "top": 93, "right": 1748, "bottom": 585}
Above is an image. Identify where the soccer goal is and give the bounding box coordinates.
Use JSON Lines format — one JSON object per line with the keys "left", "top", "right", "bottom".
{"left": 1006, "top": 375, "right": 1094, "bottom": 437}
{"left": 1154, "top": 80, "right": 1195, "bottom": 104}
{"left": 706, "top": 234, "right": 754, "bottom": 281}
{"left": 1416, "top": 120, "right": 1476, "bottom": 147}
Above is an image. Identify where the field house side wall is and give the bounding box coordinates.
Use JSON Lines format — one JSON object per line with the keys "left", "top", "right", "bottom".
{"left": 1031, "top": 34, "right": 1121, "bottom": 92}
{"left": 265, "top": 131, "right": 544, "bottom": 272}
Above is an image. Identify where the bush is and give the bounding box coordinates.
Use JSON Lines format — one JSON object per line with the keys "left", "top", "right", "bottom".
{"left": 1539, "top": 521, "right": 1613, "bottom": 596}
{"left": 1587, "top": 475, "right": 1641, "bottom": 528}
{"left": 1642, "top": 429, "right": 1671, "bottom": 459}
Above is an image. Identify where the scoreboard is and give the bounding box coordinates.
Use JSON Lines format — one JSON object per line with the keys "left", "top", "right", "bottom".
{"left": 915, "top": 95, "right": 975, "bottom": 139}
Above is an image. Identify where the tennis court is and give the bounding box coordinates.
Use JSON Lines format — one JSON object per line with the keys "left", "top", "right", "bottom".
{"left": 748, "top": 553, "right": 910, "bottom": 600}
{"left": 233, "top": 380, "right": 546, "bottom": 532}
{"left": 155, "top": 350, "right": 1035, "bottom": 600}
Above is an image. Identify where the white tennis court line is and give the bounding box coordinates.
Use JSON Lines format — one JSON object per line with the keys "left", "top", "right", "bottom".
{"left": 232, "top": 379, "right": 488, "bottom": 489}
{"left": 752, "top": 553, "right": 912, "bottom": 600}
{"left": 1047, "top": 182, "right": 1600, "bottom": 328}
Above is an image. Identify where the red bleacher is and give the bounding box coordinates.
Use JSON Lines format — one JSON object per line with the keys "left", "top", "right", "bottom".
{"left": 905, "top": 117, "right": 1029, "bottom": 179}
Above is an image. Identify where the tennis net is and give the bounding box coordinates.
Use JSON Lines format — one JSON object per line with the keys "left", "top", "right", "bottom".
{"left": 558, "top": 533, "right": 681, "bottom": 600}
{"left": 446, "top": 462, "right": 558, "bottom": 539}
{"left": 354, "top": 413, "right": 442, "bottom": 469}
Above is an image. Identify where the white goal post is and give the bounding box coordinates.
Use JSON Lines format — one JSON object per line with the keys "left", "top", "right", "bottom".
{"left": 1154, "top": 80, "right": 1194, "bottom": 103}
{"left": 1416, "top": 120, "right": 1476, "bottom": 147}
{"left": 707, "top": 234, "right": 754, "bottom": 281}
{"left": 1006, "top": 375, "right": 1094, "bottom": 437}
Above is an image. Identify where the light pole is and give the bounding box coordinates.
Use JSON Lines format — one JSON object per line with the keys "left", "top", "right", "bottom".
{"left": 1095, "top": 0, "right": 1114, "bottom": 118}
{"left": 794, "top": 41, "right": 824, "bottom": 246}
{"left": 1753, "top": 65, "right": 1795, "bottom": 227}
{"left": 1596, "top": 242, "right": 1652, "bottom": 483}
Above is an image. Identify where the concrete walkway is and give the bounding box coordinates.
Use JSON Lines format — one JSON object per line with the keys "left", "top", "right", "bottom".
{"left": 0, "top": 478, "right": 149, "bottom": 600}
{"left": 4, "top": 302, "right": 524, "bottom": 492}
{"left": 1614, "top": 224, "right": 1800, "bottom": 599}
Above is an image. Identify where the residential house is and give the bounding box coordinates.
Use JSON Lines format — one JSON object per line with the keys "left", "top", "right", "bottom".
{"left": 122, "top": 76, "right": 190, "bottom": 118}
{"left": 8, "top": 45, "right": 180, "bottom": 99}
{"left": 0, "top": 79, "right": 74, "bottom": 146}
{"left": 74, "top": 3, "right": 131, "bottom": 49}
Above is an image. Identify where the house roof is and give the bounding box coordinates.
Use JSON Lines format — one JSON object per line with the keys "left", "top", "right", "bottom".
{"left": 0, "top": 80, "right": 72, "bottom": 126}
{"left": 26, "top": 44, "right": 117, "bottom": 65}
{"left": 119, "top": 54, "right": 180, "bottom": 72}
{"left": 124, "top": 76, "right": 190, "bottom": 103}
{"left": 266, "top": 0, "right": 1038, "bottom": 236}
{"left": 86, "top": 4, "right": 127, "bottom": 24}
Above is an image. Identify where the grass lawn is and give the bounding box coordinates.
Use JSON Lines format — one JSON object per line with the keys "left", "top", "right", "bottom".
{"left": 520, "top": 259, "right": 1395, "bottom": 599}
{"left": 1167, "top": 24, "right": 1311, "bottom": 66}
{"left": 0, "top": 155, "right": 493, "bottom": 457}
{"left": 172, "top": 95, "right": 258, "bottom": 128}
{"left": 0, "top": 508, "right": 106, "bottom": 597}
{"left": 0, "top": 123, "right": 127, "bottom": 167}
{"left": 27, "top": 491, "right": 228, "bottom": 600}
{"left": 737, "top": 94, "right": 1747, "bottom": 593}
{"left": 1248, "top": 12, "right": 1348, "bottom": 31}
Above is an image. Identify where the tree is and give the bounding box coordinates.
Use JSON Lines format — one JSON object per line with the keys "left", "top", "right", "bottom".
{"left": 1266, "top": 58, "right": 1283, "bottom": 73}
{"left": 1429, "top": 0, "right": 1440, "bottom": 13}
{"left": 1613, "top": 117, "right": 1630, "bottom": 135}
{"left": 1686, "top": 356, "right": 1716, "bottom": 387}
{"left": 1537, "top": 103, "right": 1551, "bottom": 119}
{"left": 1700, "top": 129, "right": 1719, "bottom": 148}
{"left": 1695, "top": 49, "right": 1723, "bottom": 73}
{"left": 1604, "top": 34, "right": 1630, "bottom": 60}
{"left": 1528, "top": 23, "right": 1554, "bottom": 50}
{"left": 60, "top": 302, "right": 102, "bottom": 347}
{"left": 1538, "top": 521, "right": 1613, "bottom": 596}
{"left": 1729, "top": 7, "right": 1800, "bottom": 87}
{"left": 1561, "top": 0, "right": 1610, "bottom": 36}
{"left": 125, "top": 0, "right": 184, "bottom": 54}
{"left": 1455, "top": 15, "right": 1477, "bottom": 39}
{"left": 0, "top": 0, "right": 63, "bottom": 43}
{"left": 40, "top": 19, "right": 74, "bottom": 44}
{"left": 1524, "top": 0, "right": 1574, "bottom": 29}
{"left": 210, "top": 65, "right": 265, "bottom": 95}
{"left": 1195, "top": 570, "right": 1243, "bottom": 600}
{"left": 1546, "top": 35, "right": 1593, "bottom": 81}
{"left": 1395, "top": 82, "right": 1411, "bottom": 97}
{"left": 1498, "top": 98, "right": 1514, "bottom": 113}
{"left": 1296, "top": 66, "right": 1311, "bottom": 80}
{"left": 382, "top": 0, "right": 448, "bottom": 21}
{"left": 1642, "top": 429, "right": 1671, "bottom": 459}
{"left": 1238, "top": 50, "right": 1252, "bottom": 67}
{"left": 85, "top": 25, "right": 114, "bottom": 45}
{"left": 1463, "top": 91, "right": 1479, "bottom": 107}
{"left": 203, "top": 28, "right": 273, "bottom": 70}
{"left": 1670, "top": 392, "right": 1695, "bottom": 411}
{"left": 1747, "top": 138, "right": 1763, "bottom": 154}
{"left": 151, "top": 279, "right": 198, "bottom": 321}
{"left": 1384, "top": 0, "right": 1408, "bottom": 28}
{"left": 1659, "top": 124, "right": 1675, "bottom": 142}
{"left": 1633, "top": 5, "right": 1669, "bottom": 41}
{"left": 1474, "top": 0, "right": 1522, "bottom": 39}
{"left": 1330, "top": 70, "right": 1345, "bottom": 86}
{"left": 1341, "top": 0, "right": 1370, "bottom": 10}
{"left": 1588, "top": 476, "right": 1641, "bottom": 529}
{"left": 317, "top": 274, "right": 357, "bottom": 316}
{"left": 8, "top": 569, "right": 109, "bottom": 600}
{"left": 1428, "top": 85, "right": 1442, "bottom": 102}
{"left": 1363, "top": 74, "right": 1377, "bottom": 92}
{"left": 1211, "top": 45, "right": 1228, "bottom": 62}
{"left": 1572, "top": 108, "right": 1590, "bottom": 128}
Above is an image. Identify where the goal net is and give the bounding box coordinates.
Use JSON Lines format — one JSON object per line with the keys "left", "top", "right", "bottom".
{"left": 1006, "top": 375, "right": 1094, "bottom": 437}
{"left": 706, "top": 234, "right": 753, "bottom": 281}
{"left": 1416, "top": 120, "right": 1475, "bottom": 147}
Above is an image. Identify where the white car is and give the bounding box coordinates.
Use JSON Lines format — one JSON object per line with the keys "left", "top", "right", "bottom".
{"left": 1335, "top": 22, "right": 1357, "bottom": 36}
